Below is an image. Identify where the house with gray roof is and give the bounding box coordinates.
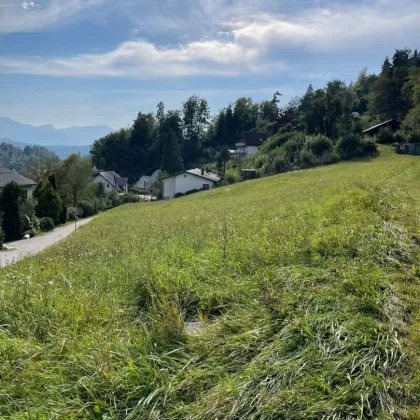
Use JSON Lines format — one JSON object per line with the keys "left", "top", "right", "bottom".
{"left": 0, "top": 166, "right": 36, "bottom": 199}
{"left": 132, "top": 170, "right": 161, "bottom": 192}
{"left": 93, "top": 170, "right": 128, "bottom": 193}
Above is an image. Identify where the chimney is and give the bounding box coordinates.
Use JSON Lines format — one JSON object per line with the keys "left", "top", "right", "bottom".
{"left": 201, "top": 168, "right": 204, "bottom": 175}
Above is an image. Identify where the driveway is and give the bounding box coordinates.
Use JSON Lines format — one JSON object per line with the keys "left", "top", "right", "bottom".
{"left": 0, "top": 217, "right": 95, "bottom": 268}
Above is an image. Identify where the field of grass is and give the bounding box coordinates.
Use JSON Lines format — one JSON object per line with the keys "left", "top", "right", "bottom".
{"left": 2, "top": 146, "right": 420, "bottom": 419}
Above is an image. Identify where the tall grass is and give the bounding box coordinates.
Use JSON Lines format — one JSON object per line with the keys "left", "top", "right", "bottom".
{"left": 1, "top": 146, "right": 420, "bottom": 418}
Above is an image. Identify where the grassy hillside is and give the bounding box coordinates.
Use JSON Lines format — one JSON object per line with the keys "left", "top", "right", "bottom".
{"left": 1, "top": 147, "right": 420, "bottom": 419}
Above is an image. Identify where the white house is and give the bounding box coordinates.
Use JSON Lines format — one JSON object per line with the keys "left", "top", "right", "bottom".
{"left": 93, "top": 170, "right": 128, "bottom": 193}
{"left": 229, "top": 131, "right": 270, "bottom": 158}
{"left": 162, "top": 168, "right": 220, "bottom": 199}
{"left": 132, "top": 170, "right": 161, "bottom": 191}
{"left": 0, "top": 166, "right": 36, "bottom": 199}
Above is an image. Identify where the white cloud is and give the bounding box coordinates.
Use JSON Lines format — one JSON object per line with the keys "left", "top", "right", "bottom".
{"left": 0, "top": 0, "right": 109, "bottom": 33}
{"left": 0, "top": 0, "right": 419, "bottom": 78}
{"left": 228, "top": 2, "right": 420, "bottom": 52}
{"left": 22, "top": 1, "right": 42, "bottom": 10}
{"left": 0, "top": 37, "right": 284, "bottom": 78}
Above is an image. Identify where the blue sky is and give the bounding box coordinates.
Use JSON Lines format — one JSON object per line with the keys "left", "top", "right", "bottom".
{"left": 0, "top": 0, "right": 419, "bottom": 129}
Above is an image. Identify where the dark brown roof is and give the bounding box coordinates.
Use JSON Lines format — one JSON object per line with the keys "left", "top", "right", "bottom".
{"left": 362, "top": 119, "right": 400, "bottom": 134}
{"left": 239, "top": 131, "right": 270, "bottom": 146}
{"left": 0, "top": 166, "right": 36, "bottom": 188}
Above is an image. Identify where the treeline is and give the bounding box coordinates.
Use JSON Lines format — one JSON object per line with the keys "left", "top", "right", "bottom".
{"left": 90, "top": 48, "right": 420, "bottom": 180}
{"left": 90, "top": 94, "right": 283, "bottom": 179}
{"left": 0, "top": 142, "right": 58, "bottom": 173}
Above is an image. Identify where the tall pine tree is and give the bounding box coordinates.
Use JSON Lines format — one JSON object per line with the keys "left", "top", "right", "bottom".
{"left": 161, "top": 129, "right": 184, "bottom": 175}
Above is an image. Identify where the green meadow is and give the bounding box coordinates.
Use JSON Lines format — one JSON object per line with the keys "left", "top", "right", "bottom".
{"left": 2, "top": 146, "right": 420, "bottom": 419}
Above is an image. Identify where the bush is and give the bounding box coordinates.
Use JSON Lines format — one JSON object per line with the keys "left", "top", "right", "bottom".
{"left": 258, "top": 131, "right": 295, "bottom": 154}
{"left": 362, "top": 139, "right": 378, "bottom": 154}
{"left": 394, "top": 131, "right": 408, "bottom": 144}
{"left": 223, "top": 169, "right": 241, "bottom": 184}
{"left": 377, "top": 127, "right": 395, "bottom": 144}
{"left": 59, "top": 204, "right": 67, "bottom": 225}
{"left": 77, "top": 200, "right": 97, "bottom": 218}
{"left": 20, "top": 198, "right": 37, "bottom": 232}
{"left": 336, "top": 134, "right": 363, "bottom": 158}
{"left": 174, "top": 192, "right": 185, "bottom": 198}
{"left": 120, "top": 193, "right": 140, "bottom": 204}
{"left": 34, "top": 179, "right": 63, "bottom": 225}
{"left": 107, "top": 191, "right": 121, "bottom": 208}
{"left": 40, "top": 217, "right": 54, "bottom": 232}
{"left": 67, "top": 207, "right": 79, "bottom": 221}
{"left": 185, "top": 189, "right": 199, "bottom": 196}
{"left": 306, "top": 135, "right": 333, "bottom": 156}
{"left": 32, "top": 216, "right": 40, "bottom": 232}
{"left": 0, "top": 181, "right": 24, "bottom": 241}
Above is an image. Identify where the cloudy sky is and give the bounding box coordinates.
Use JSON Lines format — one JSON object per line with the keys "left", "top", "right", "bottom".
{"left": 0, "top": 0, "right": 419, "bottom": 128}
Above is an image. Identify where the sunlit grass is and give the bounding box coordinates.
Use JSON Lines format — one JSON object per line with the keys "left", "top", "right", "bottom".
{"left": 1, "top": 146, "right": 420, "bottom": 418}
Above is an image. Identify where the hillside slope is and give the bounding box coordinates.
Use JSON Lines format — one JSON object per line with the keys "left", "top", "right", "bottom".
{"left": 1, "top": 147, "right": 420, "bottom": 419}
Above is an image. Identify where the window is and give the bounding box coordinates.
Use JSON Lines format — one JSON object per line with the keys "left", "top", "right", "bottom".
{"left": 24, "top": 189, "right": 28, "bottom": 199}
{"left": 107, "top": 184, "right": 109, "bottom": 188}
{"left": 202, "top": 184, "right": 210, "bottom": 190}
{"left": 184, "top": 174, "right": 187, "bottom": 177}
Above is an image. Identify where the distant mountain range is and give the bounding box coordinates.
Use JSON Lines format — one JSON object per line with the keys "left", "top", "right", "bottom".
{"left": 0, "top": 117, "right": 114, "bottom": 158}
{"left": 0, "top": 138, "right": 91, "bottom": 159}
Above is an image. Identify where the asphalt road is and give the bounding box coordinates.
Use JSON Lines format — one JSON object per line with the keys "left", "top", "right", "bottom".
{"left": 0, "top": 217, "right": 95, "bottom": 268}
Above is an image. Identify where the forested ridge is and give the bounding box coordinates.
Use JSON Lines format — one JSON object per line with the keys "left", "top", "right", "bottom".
{"left": 0, "top": 142, "right": 58, "bottom": 173}
{"left": 91, "top": 48, "right": 420, "bottom": 178}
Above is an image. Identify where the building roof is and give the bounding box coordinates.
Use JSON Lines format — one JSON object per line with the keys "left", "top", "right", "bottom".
{"left": 163, "top": 168, "right": 221, "bottom": 183}
{"left": 0, "top": 166, "right": 36, "bottom": 188}
{"left": 239, "top": 131, "right": 270, "bottom": 146}
{"left": 362, "top": 119, "right": 399, "bottom": 134}
{"left": 97, "top": 171, "right": 127, "bottom": 192}
{"left": 116, "top": 177, "right": 128, "bottom": 188}
{"left": 133, "top": 170, "right": 162, "bottom": 189}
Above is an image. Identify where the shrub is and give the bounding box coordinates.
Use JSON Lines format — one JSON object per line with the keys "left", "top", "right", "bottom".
{"left": 223, "top": 169, "right": 241, "bottom": 184}
{"left": 377, "top": 127, "right": 395, "bottom": 144}
{"left": 107, "top": 191, "right": 121, "bottom": 208}
{"left": 336, "top": 134, "right": 363, "bottom": 158}
{"left": 20, "top": 198, "right": 37, "bottom": 232}
{"left": 0, "top": 181, "right": 24, "bottom": 241}
{"left": 77, "top": 200, "right": 97, "bottom": 218}
{"left": 34, "top": 179, "right": 63, "bottom": 225}
{"left": 40, "top": 217, "right": 54, "bottom": 232}
{"left": 174, "top": 192, "right": 185, "bottom": 198}
{"left": 185, "top": 189, "right": 199, "bottom": 196}
{"left": 59, "top": 204, "right": 68, "bottom": 225}
{"left": 407, "top": 132, "right": 420, "bottom": 143}
{"left": 99, "top": 198, "right": 113, "bottom": 210}
{"left": 67, "top": 207, "right": 79, "bottom": 221}
{"left": 120, "top": 193, "right": 140, "bottom": 204}
{"left": 394, "top": 131, "right": 408, "bottom": 144}
{"left": 362, "top": 139, "right": 378, "bottom": 154}
{"left": 306, "top": 135, "right": 333, "bottom": 156}
{"left": 258, "top": 131, "right": 295, "bottom": 154}
{"left": 32, "top": 216, "right": 40, "bottom": 232}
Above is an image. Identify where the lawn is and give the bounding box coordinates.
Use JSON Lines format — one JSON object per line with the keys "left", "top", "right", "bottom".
{"left": 1, "top": 146, "right": 420, "bottom": 419}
